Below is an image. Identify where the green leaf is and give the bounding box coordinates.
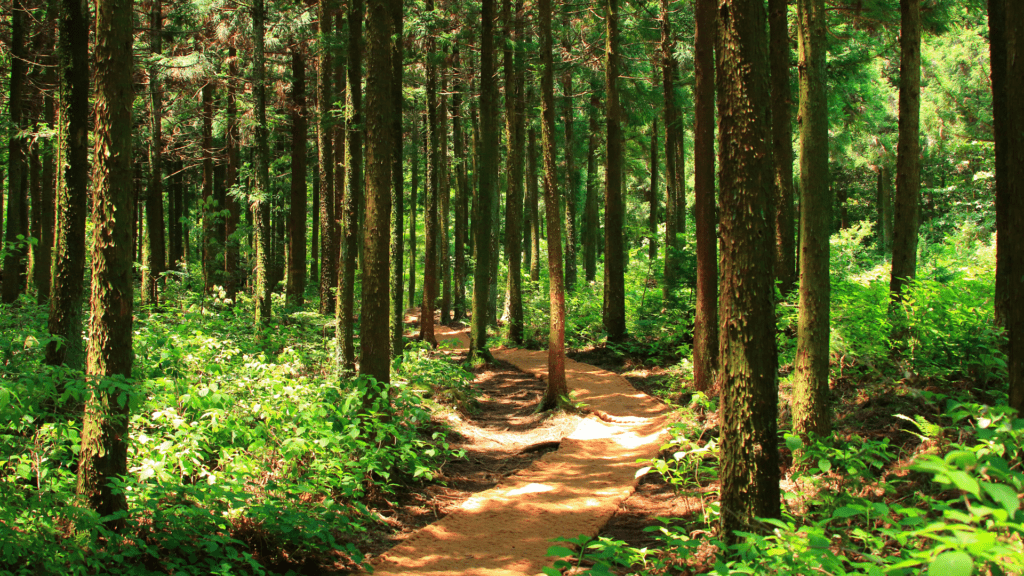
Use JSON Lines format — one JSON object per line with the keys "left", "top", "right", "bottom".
{"left": 546, "top": 545, "right": 575, "bottom": 558}
{"left": 834, "top": 506, "right": 863, "bottom": 518}
{"left": 928, "top": 551, "right": 973, "bottom": 576}
{"left": 818, "top": 458, "right": 832, "bottom": 473}
{"left": 946, "top": 470, "right": 980, "bottom": 497}
{"left": 785, "top": 433, "right": 804, "bottom": 452}
{"left": 981, "top": 482, "right": 1020, "bottom": 516}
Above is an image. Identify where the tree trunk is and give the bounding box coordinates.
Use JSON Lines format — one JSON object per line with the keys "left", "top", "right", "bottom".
{"left": 288, "top": 49, "right": 307, "bottom": 308}
{"left": 770, "top": 0, "right": 796, "bottom": 294}
{"left": 792, "top": 0, "right": 831, "bottom": 437}
{"left": 528, "top": 116, "right": 541, "bottom": 282}
{"left": 648, "top": 114, "right": 658, "bottom": 262}
{"left": 890, "top": 0, "right": 921, "bottom": 302}
{"left": 1004, "top": 0, "right": 1024, "bottom": 414}
{"left": 561, "top": 51, "right": 578, "bottom": 292}
{"left": 390, "top": 0, "right": 405, "bottom": 355}
{"left": 539, "top": 0, "right": 567, "bottom": 410}
{"left": 693, "top": 0, "right": 717, "bottom": 393}
{"left": 440, "top": 65, "right": 452, "bottom": 326}
{"left": 201, "top": 83, "right": 216, "bottom": 293}
{"left": 716, "top": 0, "right": 780, "bottom": 542}
{"left": 503, "top": 0, "right": 525, "bottom": 343}
{"left": 225, "top": 49, "right": 241, "bottom": 301}
{"left": 338, "top": 1, "right": 363, "bottom": 369}
{"left": 2, "top": 0, "right": 28, "bottom": 304}
{"left": 453, "top": 49, "right": 468, "bottom": 321}
{"left": 584, "top": 88, "right": 600, "bottom": 283}
{"left": 989, "top": 0, "right": 1008, "bottom": 327}
{"left": 362, "top": 0, "right": 393, "bottom": 383}
{"left": 252, "top": 0, "right": 272, "bottom": 325}
{"left": 603, "top": 0, "right": 626, "bottom": 341}
{"left": 141, "top": 0, "right": 164, "bottom": 307}
{"left": 76, "top": 0, "right": 134, "bottom": 528}
{"left": 334, "top": 14, "right": 347, "bottom": 304}
{"left": 470, "top": 0, "right": 499, "bottom": 361}
{"left": 317, "top": 1, "right": 335, "bottom": 314}
{"left": 408, "top": 111, "right": 419, "bottom": 308}
{"left": 662, "top": 0, "right": 685, "bottom": 301}
{"left": 420, "top": 1, "right": 439, "bottom": 346}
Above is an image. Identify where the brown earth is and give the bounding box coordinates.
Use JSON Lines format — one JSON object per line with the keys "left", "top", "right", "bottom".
{"left": 359, "top": 315, "right": 672, "bottom": 576}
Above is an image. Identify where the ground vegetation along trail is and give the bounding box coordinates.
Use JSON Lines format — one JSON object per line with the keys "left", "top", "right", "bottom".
{"left": 366, "top": 317, "right": 670, "bottom": 575}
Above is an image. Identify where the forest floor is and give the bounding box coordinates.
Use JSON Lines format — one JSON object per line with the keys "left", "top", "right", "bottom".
{"left": 346, "top": 314, "right": 671, "bottom": 575}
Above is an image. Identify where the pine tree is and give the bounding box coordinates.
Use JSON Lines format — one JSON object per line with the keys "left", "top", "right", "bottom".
{"left": 890, "top": 0, "right": 921, "bottom": 302}
{"left": 603, "top": 0, "right": 626, "bottom": 342}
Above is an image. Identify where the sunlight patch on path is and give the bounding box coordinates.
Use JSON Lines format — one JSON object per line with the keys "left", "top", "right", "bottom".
{"left": 366, "top": 317, "right": 670, "bottom": 576}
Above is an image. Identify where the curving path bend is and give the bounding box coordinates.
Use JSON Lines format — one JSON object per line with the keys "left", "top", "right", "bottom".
{"left": 365, "top": 321, "right": 670, "bottom": 576}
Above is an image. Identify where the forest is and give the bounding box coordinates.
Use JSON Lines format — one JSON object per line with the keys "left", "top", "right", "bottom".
{"left": 0, "top": 0, "right": 1022, "bottom": 573}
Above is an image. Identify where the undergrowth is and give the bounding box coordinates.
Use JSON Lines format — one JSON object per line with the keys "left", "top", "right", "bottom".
{"left": 0, "top": 289, "right": 469, "bottom": 575}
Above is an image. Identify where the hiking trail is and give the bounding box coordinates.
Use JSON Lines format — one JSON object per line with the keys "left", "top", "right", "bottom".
{"left": 363, "top": 315, "right": 672, "bottom": 576}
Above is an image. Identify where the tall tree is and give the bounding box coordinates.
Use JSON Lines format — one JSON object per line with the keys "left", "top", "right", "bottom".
{"left": 1003, "top": 0, "right": 1023, "bottom": 414}
{"left": 362, "top": 0, "right": 393, "bottom": 382}
{"left": 792, "top": 0, "right": 831, "bottom": 436}
{"left": 470, "top": 0, "right": 498, "bottom": 361}
{"left": 409, "top": 111, "right": 420, "bottom": 308}
{"left": 716, "top": 0, "right": 780, "bottom": 541}
{"left": 46, "top": 0, "right": 89, "bottom": 369}
{"left": 252, "top": 0, "right": 273, "bottom": 325}
{"left": 648, "top": 114, "right": 658, "bottom": 261}
{"left": 201, "top": 82, "right": 216, "bottom": 292}
{"left": 561, "top": 28, "right": 577, "bottom": 292}
{"left": 527, "top": 105, "right": 541, "bottom": 282}
{"left": 503, "top": 0, "right": 525, "bottom": 343}
{"left": 224, "top": 49, "right": 241, "bottom": 301}
{"left": 316, "top": 1, "right": 335, "bottom": 314}
{"left": 288, "top": 48, "right": 307, "bottom": 308}
{"left": 889, "top": 0, "right": 921, "bottom": 302}
{"left": 989, "top": 0, "right": 1008, "bottom": 327}
{"left": 452, "top": 49, "right": 468, "bottom": 321}
{"left": 141, "top": 0, "right": 166, "bottom": 307}
{"left": 76, "top": 0, "right": 135, "bottom": 528}
{"left": 2, "top": 0, "right": 28, "bottom": 304}
{"left": 338, "top": 1, "right": 363, "bottom": 370}
{"left": 440, "top": 65, "right": 452, "bottom": 325}
{"left": 390, "top": 0, "right": 405, "bottom": 355}
{"left": 770, "top": 0, "right": 796, "bottom": 293}
{"left": 692, "top": 0, "right": 717, "bottom": 393}
{"left": 420, "top": 0, "right": 439, "bottom": 346}
{"left": 583, "top": 88, "right": 600, "bottom": 283}
{"left": 661, "top": 0, "right": 684, "bottom": 300}
{"left": 538, "top": 0, "right": 567, "bottom": 410}
{"left": 603, "top": 0, "right": 626, "bottom": 341}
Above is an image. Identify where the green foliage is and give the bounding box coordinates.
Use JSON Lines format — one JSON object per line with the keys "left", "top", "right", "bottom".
{"left": 0, "top": 295, "right": 465, "bottom": 574}
{"left": 636, "top": 422, "right": 718, "bottom": 493}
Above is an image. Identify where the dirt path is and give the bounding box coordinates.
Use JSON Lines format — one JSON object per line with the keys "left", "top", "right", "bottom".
{"left": 365, "top": 318, "right": 670, "bottom": 576}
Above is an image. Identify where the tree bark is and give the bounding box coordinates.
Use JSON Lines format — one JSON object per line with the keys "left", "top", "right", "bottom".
{"left": 390, "top": 0, "right": 405, "bottom": 355}
{"left": 693, "top": 0, "right": 717, "bottom": 393}
{"left": 989, "top": 0, "right": 1008, "bottom": 327}
{"left": 225, "top": 49, "right": 241, "bottom": 301}
{"left": 561, "top": 45, "right": 577, "bottom": 292}
{"left": 201, "top": 83, "right": 216, "bottom": 293}
{"left": 1003, "top": 0, "right": 1023, "bottom": 413}
{"left": 77, "top": 0, "right": 134, "bottom": 528}
{"left": 792, "top": 0, "right": 831, "bottom": 437}
{"left": 603, "top": 0, "right": 626, "bottom": 341}
{"left": 440, "top": 65, "right": 452, "bottom": 325}
{"left": 317, "top": 0, "right": 335, "bottom": 314}
{"left": 408, "top": 111, "right": 419, "bottom": 308}
{"left": 528, "top": 111, "right": 541, "bottom": 283}
{"left": 890, "top": 0, "right": 921, "bottom": 302}
{"left": 661, "top": 0, "right": 683, "bottom": 300}
{"left": 287, "top": 49, "right": 307, "bottom": 308}
{"left": 648, "top": 114, "right": 658, "bottom": 262}
{"left": 453, "top": 50, "right": 468, "bottom": 321}
{"left": 2, "top": 0, "right": 28, "bottom": 304}
{"left": 770, "top": 0, "right": 796, "bottom": 294}
{"left": 420, "top": 0, "right": 439, "bottom": 346}
{"left": 252, "top": 0, "right": 273, "bottom": 325}
{"left": 503, "top": 0, "right": 525, "bottom": 343}
{"left": 716, "top": 0, "right": 780, "bottom": 542}
{"left": 338, "top": 0, "right": 363, "bottom": 369}
{"left": 539, "top": 0, "right": 567, "bottom": 409}
{"left": 584, "top": 88, "right": 600, "bottom": 283}
{"left": 362, "top": 0, "right": 393, "bottom": 383}
{"left": 470, "top": 0, "right": 499, "bottom": 361}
